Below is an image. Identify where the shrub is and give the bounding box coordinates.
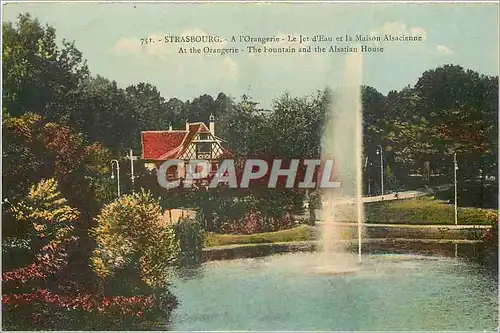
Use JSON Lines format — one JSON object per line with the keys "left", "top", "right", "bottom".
{"left": 220, "top": 211, "right": 265, "bottom": 235}
{"left": 220, "top": 210, "right": 295, "bottom": 235}
{"left": 482, "top": 211, "right": 498, "bottom": 243}
{"left": 2, "top": 287, "right": 178, "bottom": 330}
{"left": 91, "top": 189, "right": 205, "bottom": 283}
{"left": 212, "top": 193, "right": 257, "bottom": 231}
{"left": 266, "top": 210, "right": 294, "bottom": 231}
{"left": 2, "top": 113, "right": 114, "bottom": 231}
{"left": 9, "top": 178, "right": 80, "bottom": 252}
{"left": 2, "top": 180, "right": 178, "bottom": 330}
{"left": 1, "top": 179, "right": 104, "bottom": 329}
{"left": 172, "top": 217, "right": 205, "bottom": 266}
{"left": 90, "top": 189, "right": 178, "bottom": 289}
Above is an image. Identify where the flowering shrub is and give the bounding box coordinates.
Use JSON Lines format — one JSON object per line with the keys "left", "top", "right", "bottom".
{"left": 220, "top": 211, "right": 265, "bottom": 234}
{"left": 267, "top": 210, "right": 294, "bottom": 231}
{"left": 2, "top": 236, "right": 77, "bottom": 288}
{"left": 482, "top": 211, "right": 498, "bottom": 243}
{"left": 2, "top": 288, "right": 178, "bottom": 330}
{"left": 2, "top": 181, "right": 179, "bottom": 330}
{"left": 220, "top": 209, "right": 295, "bottom": 235}
{"left": 4, "top": 179, "right": 80, "bottom": 287}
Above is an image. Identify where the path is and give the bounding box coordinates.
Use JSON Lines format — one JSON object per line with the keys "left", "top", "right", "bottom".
{"left": 331, "top": 184, "right": 452, "bottom": 204}
{"left": 311, "top": 222, "right": 490, "bottom": 229}
{"left": 297, "top": 185, "right": 453, "bottom": 222}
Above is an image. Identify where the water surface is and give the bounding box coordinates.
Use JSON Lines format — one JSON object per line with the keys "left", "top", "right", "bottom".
{"left": 168, "top": 252, "right": 498, "bottom": 331}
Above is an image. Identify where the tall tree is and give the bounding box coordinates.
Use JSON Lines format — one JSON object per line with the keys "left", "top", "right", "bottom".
{"left": 2, "top": 13, "right": 88, "bottom": 119}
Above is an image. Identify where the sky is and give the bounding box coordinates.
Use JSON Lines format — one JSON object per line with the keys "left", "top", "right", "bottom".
{"left": 2, "top": 1, "right": 499, "bottom": 108}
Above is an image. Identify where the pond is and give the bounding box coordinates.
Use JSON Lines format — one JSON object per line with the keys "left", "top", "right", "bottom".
{"left": 168, "top": 251, "right": 498, "bottom": 331}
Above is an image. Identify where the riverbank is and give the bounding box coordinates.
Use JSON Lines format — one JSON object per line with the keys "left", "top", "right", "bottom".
{"left": 203, "top": 222, "right": 494, "bottom": 262}
{"left": 205, "top": 223, "right": 489, "bottom": 247}
{"left": 202, "top": 238, "right": 487, "bottom": 262}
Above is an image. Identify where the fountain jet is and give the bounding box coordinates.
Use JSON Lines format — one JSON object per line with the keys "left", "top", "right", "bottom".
{"left": 317, "top": 51, "right": 364, "bottom": 273}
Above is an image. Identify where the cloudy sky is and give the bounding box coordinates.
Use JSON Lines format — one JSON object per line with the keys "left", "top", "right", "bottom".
{"left": 3, "top": 2, "right": 499, "bottom": 108}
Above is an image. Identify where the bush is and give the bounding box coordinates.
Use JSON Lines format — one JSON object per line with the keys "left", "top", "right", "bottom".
{"left": 220, "top": 211, "right": 265, "bottom": 234}
{"left": 480, "top": 211, "right": 498, "bottom": 273}
{"left": 90, "top": 190, "right": 179, "bottom": 289}
{"left": 90, "top": 188, "right": 205, "bottom": 282}
{"left": 2, "top": 113, "right": 114, "bottom": 233}
{"left": 2, "top": 180, "right": 181, "bottom": 330}
{"left": 220, "top": 210, "right": 295, "bottom": 235}
{"left": 2, "top": 288, "right": 179, "bottom": 330}
{"left": 482, "top": 211, "right": 498, "bottom": 243}
{"left": 1, "top": 179, "right": 139, "bottom": 330}
{"left": 172, "top": 217, "right": 205, "bottom": 266}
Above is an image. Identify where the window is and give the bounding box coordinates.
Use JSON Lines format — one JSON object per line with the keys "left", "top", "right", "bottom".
{"left": 197, "top": 142, "right": 211, "bottom": 154}
{"left": 198, "top": 133, "right": 210, "bottom": 140}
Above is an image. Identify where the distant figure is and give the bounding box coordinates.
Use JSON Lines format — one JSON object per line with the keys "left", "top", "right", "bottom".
{"left": 394, "top": 192, "right": 399, "bottom": 199}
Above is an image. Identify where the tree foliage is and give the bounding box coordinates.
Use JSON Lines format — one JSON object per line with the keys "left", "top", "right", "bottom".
{"left": 2, "top": 13, "right": 88, "bottom": 119}
{"left": 91, "top": 190, "right": 178, "bottom": 289}
{"left": 2, "top": 11, "right": 499, "bottom": 328}
{"left": 2, "top": 112, "right": 114, "bottom": 232}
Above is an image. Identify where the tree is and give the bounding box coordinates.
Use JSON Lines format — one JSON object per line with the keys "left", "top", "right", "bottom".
{"left": 9, "top": 179, "right": 79, "bottom": 253}
{"left": 269, "top": 91, "right": 324, "bottom": 159}
{"left": 2, "top": 113, "right": 114, "bottom": 238}
{"left": 125, "top": 82, "right": 170, "bottom": 132}
{"left": 217, "top": 94, "right": 269, "bottom": 157}
{"left": 2, "top": 13, "right": 88, "bottom": 120}
{"left": 70, "top": 76, "right": 137, "bottom": 151}
{"left": 413, "top": 65, "right": 498, "bottom": 181}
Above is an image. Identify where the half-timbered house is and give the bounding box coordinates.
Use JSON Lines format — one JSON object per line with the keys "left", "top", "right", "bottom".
{"left": 141, "top": 115, "right": 234, "bottom": 181}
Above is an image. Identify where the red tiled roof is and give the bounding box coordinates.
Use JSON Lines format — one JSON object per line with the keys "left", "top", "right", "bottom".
{"left": 141, "top": 122, "right": 233, "bottom": 160}
{"left": 142, "top": 131, "right": 187, "bottom": 160}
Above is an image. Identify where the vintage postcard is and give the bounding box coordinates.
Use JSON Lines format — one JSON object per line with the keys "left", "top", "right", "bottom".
{"left": 1, "top": 1, "right": 499, "bottom": 331}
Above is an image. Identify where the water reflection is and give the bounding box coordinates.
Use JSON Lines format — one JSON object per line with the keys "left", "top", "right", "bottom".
{"left": 168, "top": 265, "right": 205, "bottom": 281}
{"left": 169, "top": 249, "right": 498, "bottom": 331}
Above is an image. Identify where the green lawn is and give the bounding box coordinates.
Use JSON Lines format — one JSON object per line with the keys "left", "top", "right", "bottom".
{"left": 205, "top": 196, "right": 496, "bottom": 248}
{"left": 364, "top": 195, "right": 496, "bottom": 225}
{"left": 204, "top": 224, "right": 314, "bottom": 247}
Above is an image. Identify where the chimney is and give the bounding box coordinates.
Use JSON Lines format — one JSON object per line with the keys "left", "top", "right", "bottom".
{"left": 185, "top": 118, "right": 189, "bottom": 131}
{"left": 168, "top": 123, "right": 172, "bottom": 131}
{"left": 209, "top": 114, "right": 215, "bottom": 135}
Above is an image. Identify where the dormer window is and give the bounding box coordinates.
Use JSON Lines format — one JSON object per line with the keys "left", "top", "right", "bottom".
{"left": 197, "top": 142, "right": 211, "bottom": 154}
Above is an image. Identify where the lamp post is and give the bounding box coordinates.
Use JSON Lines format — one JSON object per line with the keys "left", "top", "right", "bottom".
{"left": 454, "top": 152, "right": 458, "bottom": 226}
{"left": 126, "top": 148, "right": 138, "bottom": 193}
{"left": 363, "top": 156, "right": 368, "bottom": 196}
{"left": 111, "top": 159, "right": 121, "bottom": 197}
{"left": 376, "top": 145, "right": 384, "bottom": 196}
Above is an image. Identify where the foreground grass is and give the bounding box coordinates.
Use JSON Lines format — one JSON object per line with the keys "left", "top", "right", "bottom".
{"left": 204, "top": 224, "right": 314, "bottom": 247}
{"left": 363, "top": 195, "right": 496, "bottom": 225}
{"left": 205, "top": 196, "right": 496, "bottom": 247}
